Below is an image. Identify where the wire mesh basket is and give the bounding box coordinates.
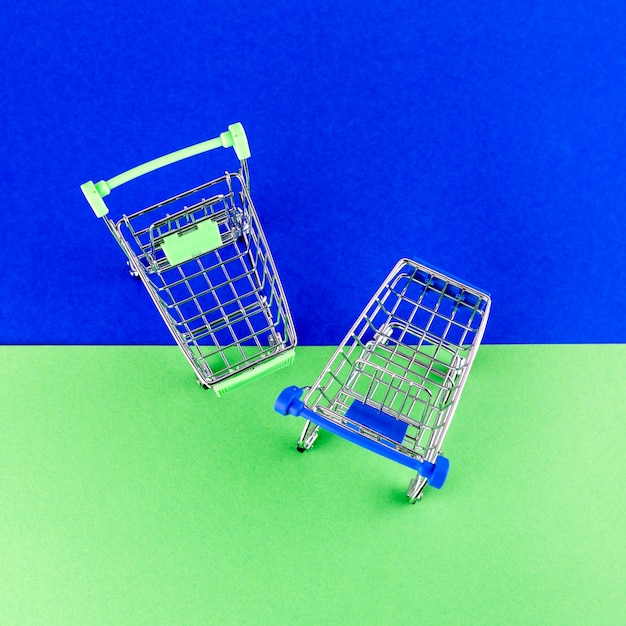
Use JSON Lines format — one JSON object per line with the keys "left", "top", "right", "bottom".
{"left": 275, "top": 257, "right": 490, "bottom": 502}
{"left": 81, "top": 123, "right": 296, "bottom": 395}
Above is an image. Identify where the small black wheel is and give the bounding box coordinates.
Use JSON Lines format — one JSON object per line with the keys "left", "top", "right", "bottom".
{"left": 126, "top": 261, "right": 140, "bottom": 279}
{"left": 296, "top": 446, "right": 307, "bottom": 453}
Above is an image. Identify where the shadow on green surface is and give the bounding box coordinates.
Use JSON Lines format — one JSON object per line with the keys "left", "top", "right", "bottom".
{"left": 0, "top": 345, "right": 623, "bottom": 625}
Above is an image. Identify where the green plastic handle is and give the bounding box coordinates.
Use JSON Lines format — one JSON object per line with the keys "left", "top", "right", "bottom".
{"left": 81, "top": 122, "right": 250, "bottom": 217}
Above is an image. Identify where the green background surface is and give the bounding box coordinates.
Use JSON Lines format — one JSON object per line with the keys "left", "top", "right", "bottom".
{"left": 1, "top": 346, "right": 623, "bottom": 625}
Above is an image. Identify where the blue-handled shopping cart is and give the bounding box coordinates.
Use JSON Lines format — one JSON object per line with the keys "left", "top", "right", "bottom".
{"left": 81, "top": 123, "right": 297, "bottom": 396}
{"left": 275, "top": 257, "right": 490, "bottom": 502}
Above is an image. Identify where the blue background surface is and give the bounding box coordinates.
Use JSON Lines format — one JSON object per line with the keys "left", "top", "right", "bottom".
{"left": 2, "top": 0, "right": 625, "bottom": 345}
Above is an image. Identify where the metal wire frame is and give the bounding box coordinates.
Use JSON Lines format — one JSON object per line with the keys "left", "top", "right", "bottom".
{"left": 299, "top": 258, "right": 490, "bottom": 466}
{"left": 101, "top": 168, "right": 296, "bottom": 386}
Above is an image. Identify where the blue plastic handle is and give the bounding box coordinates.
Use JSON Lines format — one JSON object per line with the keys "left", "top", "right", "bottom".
{"left": 275, "top": 386, "right": 450, "bottom": 487}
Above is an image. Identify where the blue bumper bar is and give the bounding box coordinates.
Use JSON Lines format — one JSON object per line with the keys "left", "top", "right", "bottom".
{"left": 274, "top": 386, "right": 450, "bottom": 488}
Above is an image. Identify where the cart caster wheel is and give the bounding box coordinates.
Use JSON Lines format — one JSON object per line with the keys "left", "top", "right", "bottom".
{"left": 297, "top": 446, "right": 306, "bottom": 453}
{"left": 407, "top": 477, "right": 426, "bottom": 503}
{"left": 127, "top": 261, "right": 140, "bottom": 279}
{"left": 196, "top": 378, "right": 209, "bottom": 390}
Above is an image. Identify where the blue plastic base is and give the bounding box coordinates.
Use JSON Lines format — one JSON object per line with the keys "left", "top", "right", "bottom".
{"left": 275, "top": 386, "right": 450, "bottom": 488}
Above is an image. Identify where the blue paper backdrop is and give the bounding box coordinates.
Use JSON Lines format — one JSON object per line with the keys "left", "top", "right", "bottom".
{"left": 2, "top": 0, "right": 625, "bottom": 345}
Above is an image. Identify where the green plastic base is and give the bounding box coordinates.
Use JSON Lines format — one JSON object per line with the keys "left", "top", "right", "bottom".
{"left": 211, "top": 348, "right": 296, "bottom": 397}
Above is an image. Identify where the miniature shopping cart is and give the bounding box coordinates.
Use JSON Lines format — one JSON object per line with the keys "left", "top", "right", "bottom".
{"left": 275, "top": 257, "right": 490, "bottom": 502}
{"left": 81, "top": 123, "right": 296, "bottom": 396}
